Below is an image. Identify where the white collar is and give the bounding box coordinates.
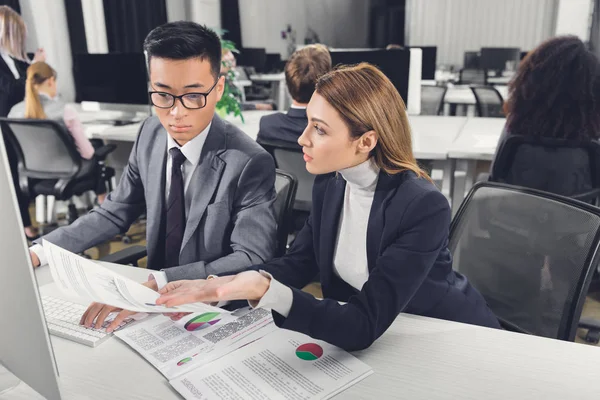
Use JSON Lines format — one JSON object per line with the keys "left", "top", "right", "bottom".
{"left": 167, "top": 121, "right": 212, "bottom": 167}
{"left": 339, "top": 158, "right": 380, "bottom": 190}
{"left": 290, "top": 104, "right": 307, "bottom": 109}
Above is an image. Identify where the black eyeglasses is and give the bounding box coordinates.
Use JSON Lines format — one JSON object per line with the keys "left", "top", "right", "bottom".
{"left": 149, "top": 79, "right": 219, "bottom": 110}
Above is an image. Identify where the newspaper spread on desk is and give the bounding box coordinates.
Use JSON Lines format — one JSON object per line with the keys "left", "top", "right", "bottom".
{"left": 44, "top": 240, "right": 223, "bottom": 314}
{"left": 115, "top": 306, "right": 277, "bottom": 380}
{"left": 170, "top": 329, "right": 374, "bottom": 400}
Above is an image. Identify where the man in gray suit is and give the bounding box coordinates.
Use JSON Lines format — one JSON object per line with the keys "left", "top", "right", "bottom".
{"left": 29, "top": 21, "right": 277, "bottom": 330}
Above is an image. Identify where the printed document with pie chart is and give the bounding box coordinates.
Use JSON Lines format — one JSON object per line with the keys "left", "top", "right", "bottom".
{"left": 170, "top": 329, "right": 373, "bottom": 399}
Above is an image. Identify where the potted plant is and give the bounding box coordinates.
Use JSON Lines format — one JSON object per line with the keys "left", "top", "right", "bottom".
{"left": 216, "top": 35, "right": 244, "bottom": 122}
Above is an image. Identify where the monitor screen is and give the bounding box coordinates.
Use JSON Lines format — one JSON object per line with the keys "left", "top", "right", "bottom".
{"left": 480, "top": 47, "right": 521, "bottom": 72}
{"left": 237, "top": 48, "right": 267, "bottom": 73}
{"left": 410, "top": 46, "right": 436, "bottom": 80}
{"left": 464, "top": 51, "right": 481, "bottom": 69}
{"left": 330, "top": 49, "right": 410, "bottom": 105}
{"left": 73, "top": 53, "right": 149, "bottom": 105}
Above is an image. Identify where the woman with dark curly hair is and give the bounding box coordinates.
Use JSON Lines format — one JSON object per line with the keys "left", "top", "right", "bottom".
{"left": 489, "top": 35, "right": 600, "bottom": 195}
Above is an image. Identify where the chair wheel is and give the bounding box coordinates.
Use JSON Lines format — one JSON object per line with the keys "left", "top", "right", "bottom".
{"left": 585, "top": 330, "right": 600, "bottom": 344}
{"left": 121, "top": 236, "right": 132, "bottom": 244}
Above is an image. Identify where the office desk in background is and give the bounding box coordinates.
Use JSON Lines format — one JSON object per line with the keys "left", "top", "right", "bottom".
{"left": 250, "top": 72, "right": 289, "bottom": 111}
{"left": 4, "top": 262, "right": 599, "bottom": 399}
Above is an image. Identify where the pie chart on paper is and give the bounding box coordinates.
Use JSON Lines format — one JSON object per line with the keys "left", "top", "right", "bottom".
{"left": 184, "top": 312, "right": 221, "bottom": 331}
{"left": 296, "top": 343, "right": 324, "bottom": 361}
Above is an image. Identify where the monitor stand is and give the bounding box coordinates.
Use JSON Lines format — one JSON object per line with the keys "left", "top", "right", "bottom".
{"left": 0, "top": 364, "right": 21, "bottom": 395}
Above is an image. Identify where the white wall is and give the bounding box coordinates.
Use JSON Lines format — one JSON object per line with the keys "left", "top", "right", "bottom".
{"left": 239, "top": 0, "right": 370, "bottom": 57}
{"left": 407, "top": 0, "right": 557, "bottom": 67}
{"left": 555, "top": 0, "right": 594, "bottom": 40}
{"left": 20, "top": 0, "right": 75, "bottom": 101}
{"left": 166, "top": 0, "right": 221, "bottom": 30}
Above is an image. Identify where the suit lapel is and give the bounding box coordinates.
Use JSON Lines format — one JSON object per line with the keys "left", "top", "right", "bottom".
{"left": 146, "top": 129, "right": 167, "bottom": 262}
{"left": 180, "top": 116, "right": 227, "bottom": 252}
{"left": 366, "top": 171, "right": 400, "bottom": 272}
{"left": 319, "top": 174, "right": 346, "bottom": 287}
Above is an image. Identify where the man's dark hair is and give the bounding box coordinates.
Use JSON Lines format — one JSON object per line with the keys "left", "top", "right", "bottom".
{"left": 506, "top": 35, "right": 600, "bottom": 140}
{"left": 143, "top": 21, "right": 222, "bottom": 78}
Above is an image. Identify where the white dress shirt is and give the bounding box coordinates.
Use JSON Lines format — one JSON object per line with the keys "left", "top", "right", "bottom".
{"left": 30, "top": 122, "right": 213, "bottom": 287}
{"left": 253, "top": 158, "right": 380, "bottom": 316}
{"left": 1, "top": 52, "right": 20, "bottom": 79}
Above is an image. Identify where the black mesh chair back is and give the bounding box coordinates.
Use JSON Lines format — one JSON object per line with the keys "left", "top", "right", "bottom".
{"left": 459, "top": 68, "right": 487, "bottom": 85}
{"left": 449, "top": 182, "right": 600, "bottom": 341}
{"left": 0, "top": 118, "right": 81, "bottom": 179}
{"left": 257, "top": 138, "right": 315, "bottom": 212}
{"left": 420, "top": 86, "right": 447, "bottom": 115}
{"left": 490, "top": 135, "right": 600, "bottom": 203}
{"left": 470, "top": 85, "right": 504, "bottom": 117}
{"left": 273, "top": 170, "right": 298, "bottom": 257}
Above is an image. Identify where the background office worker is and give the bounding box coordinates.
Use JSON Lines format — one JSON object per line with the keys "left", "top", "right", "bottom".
{"left": 256, "top": 44, "right": 332, "bottom": 145}
{"left": 1, "top": 5, "right": 45, "bottom": 240}
{"left": 28, "top": 21, "right": 277, "bottom": 328}
{"left": 157, "top": 64, "right": 501, "bottom": 351}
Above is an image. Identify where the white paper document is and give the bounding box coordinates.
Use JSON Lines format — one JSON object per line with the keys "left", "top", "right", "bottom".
{"left": 115, "top": 307, "right": 277, "bottom": 379}
{"left": 170, "top": 329, "right": 374, "bottom": 400}
{"left": 44, "top": 240, "right": 222, "bottom": 314}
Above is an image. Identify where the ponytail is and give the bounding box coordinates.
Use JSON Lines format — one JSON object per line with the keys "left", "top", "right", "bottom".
{"left": 24, "top": 77, "right": 46, "bottom": 119}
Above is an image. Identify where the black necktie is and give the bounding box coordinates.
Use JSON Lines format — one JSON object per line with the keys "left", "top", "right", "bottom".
{"left": 165, "top": 148, "right": 187, "bottom": 267}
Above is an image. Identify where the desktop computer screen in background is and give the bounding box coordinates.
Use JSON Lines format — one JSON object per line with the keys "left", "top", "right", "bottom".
{"left": 73, "top": 53, "right": 149, "bottom": 105}
{"left": 237, "top": 48, "right": 267, "bottom": 73}
{"left": 480, "top": 47, "right": 521, "bottom": 74}
{"left": 330, "top": 49, "right": 410, "bottom": 106}
{"left": 410, "top": 46, "right": 437, "bottom": 80}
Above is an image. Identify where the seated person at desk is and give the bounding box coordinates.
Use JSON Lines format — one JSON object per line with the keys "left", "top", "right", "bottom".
{"left": 9, "top": 61, "right": 107, "bottom": 204}
{"left": 257, "top": 44, "right": 331, "bottom": 145}
{"left": 489, "top": 35, "right": 600, "bottom": 194}
{"left": 27, "top": 21, "right": 277, "bottom": 330}
{"left": 221, "top": 49, "right": 274, "bottom": 111}
{"left": 157, "top": 64, "right": 501, "bottom": 351}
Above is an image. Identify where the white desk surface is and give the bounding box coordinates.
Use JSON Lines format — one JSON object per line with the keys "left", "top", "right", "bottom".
{"left": 5, "top": 262, "right": 599, "bottom": 399}
{"left": 447, "top": 117, "right": 507, "bottom": 160}
{"left": 409, "top": 116, "right": 468, "bottom": 160}
{"left": 250, "top": 72, "right": 285, "bottom": 82}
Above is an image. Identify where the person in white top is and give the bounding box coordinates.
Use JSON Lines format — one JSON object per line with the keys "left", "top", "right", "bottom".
{"left": 156, "top": 63, "right": 501, "bottom": 350}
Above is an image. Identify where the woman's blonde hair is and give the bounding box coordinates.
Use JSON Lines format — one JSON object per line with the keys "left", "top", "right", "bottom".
{"left": 24, "top": 62, "right": 56, "bottom": 119}
{"left": 315, "top": 63, "right": 431, "bottom": 181}
{"left": 0, "top": 6, "right": 27, "bottom": 61}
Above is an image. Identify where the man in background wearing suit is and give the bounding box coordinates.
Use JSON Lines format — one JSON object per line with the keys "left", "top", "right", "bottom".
{"left": 256, "top": 44, "right": 331, "bottom": 146}
{"left": 29, "top": 21, "right": 277, "bottom": 330}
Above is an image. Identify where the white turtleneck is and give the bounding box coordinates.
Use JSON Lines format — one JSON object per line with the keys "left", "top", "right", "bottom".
{"left": 253, "top": 158, "right": 380, "bottom": 316}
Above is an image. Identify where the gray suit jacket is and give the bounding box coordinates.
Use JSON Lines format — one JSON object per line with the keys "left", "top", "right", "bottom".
{"left": 38, "top": 114, "right": 277, "bottom": 281}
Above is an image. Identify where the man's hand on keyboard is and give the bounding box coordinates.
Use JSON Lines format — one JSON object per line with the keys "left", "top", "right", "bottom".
{"left": 80, "top": 280, "right": 158, "bottom": 333}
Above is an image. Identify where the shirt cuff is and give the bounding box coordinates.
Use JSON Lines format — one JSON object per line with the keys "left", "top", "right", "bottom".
{"left": 249, "top": 270, "right": 293, "bottom": 317}
{"left": 148, "top": 271, "right": 168, "bottom": 290}
{"left": 30, "top": 244, "right": 47, "bottom": 267}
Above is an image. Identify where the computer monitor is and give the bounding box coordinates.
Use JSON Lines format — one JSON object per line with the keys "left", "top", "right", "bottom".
{"left": 73, "top": 53, "right": 149, "bottom": 113}
{"left": 464, "top": 51, "right": 481, "bottom": 69}
{"left": 480, "top": 47, "right": 521, "bottom": 74}
{"left": 410, "top": 46, "right": 436, "bottom": 80}
{"left": 237, "top": 48, "right": 267, "bottom": 73}
{"left": 330, "top": 49, "right": 410, "bottom": 105}
{"left": 265, "top": 53, "right": 283, "bottom": 73}
{"left": 0, "top": 134, "right": 62, "bottom": 399}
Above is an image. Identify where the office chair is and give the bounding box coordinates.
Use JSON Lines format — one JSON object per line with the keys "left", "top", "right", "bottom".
{"left": 470, "top": 85, "right": 504, "bottom": 118}
{"left": 257, "top": 138, "right": 315, "bottom": 213}
{"left": 449, "top": 182, "right": 600, "bottom": 342}
{"left": 420, "top": 85, "right": 447, "bottom": 115}
{"left": 459, "top": 68, "right": 487, "bottom": 85}
{"left": 0, "top": 118, "right": 116, "bottom": 225}
{"left": 103, "top": 170, "right": 299, "bottom": 266}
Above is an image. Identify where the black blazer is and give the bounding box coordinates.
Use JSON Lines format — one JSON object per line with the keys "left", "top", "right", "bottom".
{"left": 256, "top": 107, "right": 307, "bottom": 147}
{"left": 0, "top": 55, "right": 28, "bottom": 117}
{"left": 255, "top": 170, "right": 501, "bottom": 351}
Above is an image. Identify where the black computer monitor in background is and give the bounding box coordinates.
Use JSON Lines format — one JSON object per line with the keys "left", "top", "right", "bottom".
{"left": 409, "top": 46, "right": 436, "bottom": 80}
{"left": 237, "top": 48, "right": 267, "bottom": 73}
{"left": 265, "top": 53, "right": 283, "bottom": 73}
{"left": 480, "top": 47, "right": 521, "bottom": 74}
{"left": 330, "top": 49, "right": 410, "bottom": 105}
{"left": 464, "top": 51, "right": 481, "bottom": 69}
{"left": 73, "top": 53, "right": 149, "bottom": 105}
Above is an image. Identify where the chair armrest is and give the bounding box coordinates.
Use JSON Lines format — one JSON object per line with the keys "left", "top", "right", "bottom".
{"left": 94, "top": 144, "right": 117, "bottom": 160}
{"left": 579, "top": 317, "right": 600, "bottom": 330}
{"left": 100, "top": 245, "right": 147, "bottom": 265}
